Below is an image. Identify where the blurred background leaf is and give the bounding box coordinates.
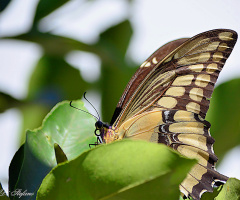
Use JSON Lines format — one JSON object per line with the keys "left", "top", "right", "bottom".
{"left": 0, "top": 0, "right": 136, "bottom": 142}
{"left": 33, "top": 0, "right": 69, "bottom": 23}
{"left": 96, "top": 20, "right": 137, "bottom": 121}
{"left": 0, "top": 0, "right": 11, "bottom": 12}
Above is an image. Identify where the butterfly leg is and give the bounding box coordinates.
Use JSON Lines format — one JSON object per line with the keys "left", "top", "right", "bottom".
{"left": 89, "top": 135, "right": 103, "bottom": 148}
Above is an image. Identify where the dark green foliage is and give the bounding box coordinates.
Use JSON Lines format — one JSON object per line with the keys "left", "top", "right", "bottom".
{"left": 33, "top": 0, "right": 68, "bottom": 23}
{"left": 0, "top": 0, "right": 11, "bottom": 12}
{"left": 8, "top": 145, "right": 24, "bottom": 196}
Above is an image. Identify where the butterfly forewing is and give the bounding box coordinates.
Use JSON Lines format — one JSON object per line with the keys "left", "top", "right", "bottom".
{"left": 110, "top": 38, "right": 189, "bottom": 126}
{"left": 112, "top": 29, "right": 237, "bottom": 129}
{"left": 106, "top": 29, "right": 237, "bottom": 200}
{"left": 154, "top": 30, "right": 237, "bottom": 119}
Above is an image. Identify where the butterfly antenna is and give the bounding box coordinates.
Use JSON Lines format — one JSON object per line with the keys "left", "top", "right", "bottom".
{"left": 83, "top": 92, "right": 101, "bottom": 120}
{"left": 69, "top": 100, "right": 98, "bottom": 120}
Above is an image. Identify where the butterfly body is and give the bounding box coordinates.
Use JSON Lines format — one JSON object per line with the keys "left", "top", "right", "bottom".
{"left": 94, "top": 29, "right": 237, "bottom": 200}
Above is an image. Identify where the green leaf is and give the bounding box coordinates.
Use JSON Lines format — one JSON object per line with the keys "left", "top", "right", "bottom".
{"left": 11, "top": 100, "right": 96, "bottom": 199}
{"left": 33, "top": 0, "right": 68, "bottom": 23}
{"left": 0, "top": 182, "right": 9, "bottom": 200}
{"left": 216, "top": 178, "right": 240, "bottom": 200}
{"left": 37, "top": 140, "right": 196, "bottom": 200}
{"left": 206, "top": 78, "right": 240, "bottom": 160}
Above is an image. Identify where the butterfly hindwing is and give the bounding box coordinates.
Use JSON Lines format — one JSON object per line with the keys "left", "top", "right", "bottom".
{"left": 158, "top": 110, "right": 228, "bottom": 199}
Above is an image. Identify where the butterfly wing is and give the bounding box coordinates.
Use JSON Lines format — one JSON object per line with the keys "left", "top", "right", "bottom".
{"left": 110, "top": 38, "right": 189, "bottom": 126}
{"left": 111, "top": 29, "right": 237, "bottom": 128}
{"left": 109, "top": 29, "right": 237, "bottom": 200}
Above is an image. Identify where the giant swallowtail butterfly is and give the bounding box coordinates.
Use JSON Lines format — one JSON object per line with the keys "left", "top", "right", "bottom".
{"left": 93, "top": 29, "right": 238, "bottom": 199}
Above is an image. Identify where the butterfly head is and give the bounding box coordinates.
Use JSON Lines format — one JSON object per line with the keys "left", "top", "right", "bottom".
{"left": 95, "top": 120, "right": 104, "bottom": 130}
{"left": 94, "top": 120, "right": 110, "bottom": 144}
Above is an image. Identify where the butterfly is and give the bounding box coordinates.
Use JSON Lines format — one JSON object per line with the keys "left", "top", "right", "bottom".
{"left": 91, "top": 29, "right": 237, "bottom": 200}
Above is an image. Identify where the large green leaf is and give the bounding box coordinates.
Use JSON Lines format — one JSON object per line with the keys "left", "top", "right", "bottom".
{"left": 216, "top": 178, "right": 240, "bottom": 200}
{"left": 206, "top": 78, "right": 240, "bottom": 160}
{"left": 37, "top": 140, "right": 196, "bottom": 200}
{"left": 10, "top": 100, "right": 96, "bottom": 199}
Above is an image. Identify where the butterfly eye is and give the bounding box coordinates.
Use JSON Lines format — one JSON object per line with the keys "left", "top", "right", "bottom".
{"left": 95, "top": 121, "right": 103, "bottom": 129}
{"left": 94, "top": 121, "right": 104, "bottom": 139}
